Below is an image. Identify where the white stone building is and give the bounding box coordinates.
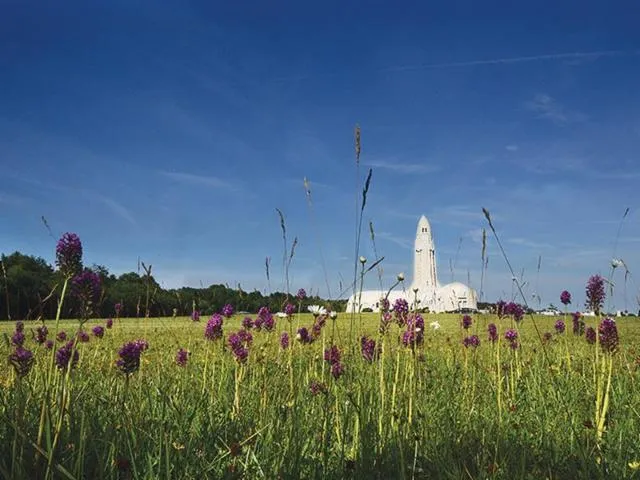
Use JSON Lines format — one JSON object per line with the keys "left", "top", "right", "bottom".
{"left": 346, "top": 215, "right": 478, "bottom": 313}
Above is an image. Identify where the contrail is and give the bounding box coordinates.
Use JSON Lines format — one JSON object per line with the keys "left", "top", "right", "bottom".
{"left": 271, "top": 49, "right": 639, "bottom": 82}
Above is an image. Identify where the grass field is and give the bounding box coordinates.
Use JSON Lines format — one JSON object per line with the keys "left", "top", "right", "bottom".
{"left": 2, "top": 311, "right": 640, "bottom": 479}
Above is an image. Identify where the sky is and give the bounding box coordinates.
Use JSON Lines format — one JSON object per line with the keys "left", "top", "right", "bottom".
{"left": 2, "top": 1, "right": 640, "bottom": 312}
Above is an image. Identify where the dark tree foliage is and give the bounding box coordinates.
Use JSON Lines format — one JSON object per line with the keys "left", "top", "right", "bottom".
{"left": 0, "top": 251, "right": 346, "bottom": 321}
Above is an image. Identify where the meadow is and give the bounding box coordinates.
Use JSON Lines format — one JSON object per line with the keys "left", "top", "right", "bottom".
{"left": 2, "top": 308, "right": 640, "bottom": 479}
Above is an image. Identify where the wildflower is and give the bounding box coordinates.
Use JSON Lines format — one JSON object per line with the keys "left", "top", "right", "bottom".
{"left": 359, "top": 256, "right": 367, "bottom": 264}
{"left": 380, "top": 297, "right": 390, "bottom": 312}
{"left": 45, "top": 339, "right": 54, "bottom": 350}
{"left": 463, "top": 335, "right": 480, "bottom": 348}
{"left": 461, "top": 315, "right": 473, "bottom": 329}
{"left": 77, "top": 330, "right": 90, "bottom": 343}
{"left": 307, "top": 305, "right": 327, "bottom": 317}
{"left": 284, "top": 303, "right": 296, "bottom": 316}
{"left": 296, "top": 288, "right": 306, "bottom": 300}
{"left": 116, "top": 339, "right": 149, "bottom": 375}
{"left": 495, "top": 300, "right": 507, "bottom": 318}
{"left": 296, "top": 327, "right": 311, "bottom": 344}
{"left": 393, "top": 298, "right": 409, "bottom": 325}
{"left": 175, "top": 348, "right": 189, "bottom": 367}
{"left": 560, "top": 290, "right": 572, "bottom": 306}
{"left": 241, "top": 317, "right": 254, "bottom": 329}
{"left": 585, "top": 274, "right": 605, "bottom": 315}
{"left": 330, "top": 361, "right": 344, "bottom": 379}
{"left": 191, "top": 310, "right": 201, "bottom": 322}
{"left": 92, "top": 325, "right": 105, "bottom": 338}
{"left": 598, "top": 318, "right": 619, "bottom": 353}
{"left": 11, "top": 331, "right": 25, "bottom": 347}
{"left": 35, "top": 325, "right": 48, "bottom": 344}
{"left": 221, "top": 304, "right": 234, "bottom": 318}
{"left": 204, "top": 314, "right": 223, "bottom": 340}
{"left": 585, "top": 327, "right": 597, "bottom": 345}
{"left": 106, "top": 318, "right": 113, "bottom": 329}
{"left": 397, "top": 272, "right": 405, "bottom": 282}
{"left": 280, "top": 332, "right": 289, "bottom": 349}
{"left": 360, "top": 336, "right": 377, "bottom": 362}
{"left": 56, "top": 331, "right": 68, "bottom": 342}
{"left": 72, "top": 269, "right": 101, "bottom": 304}
{"left": 9, "top": 347, "right": 35, "bottom": 377}
{"left": 311, "top": 314, "right": 327, "bottom": 338}
{"left": 227, "top": 333, "right": 243, "bottom": 350}
{"left": 379, "top": 312, "right": 392, "bottom": 334}
{"left": 554, "top": 319, "right": 566, "bottom": 334}
{"left": 430, "top": 321, "right": 441, "bottom": 330}
{"left": 114, "top": 303, "right": 122, "bottom": 316}
{"left": 56, "top": 232, "right": 83, "bottom": 277}
{"left": 487, "top": 323, "right": 498, "bottom": 343}
{"left": 309, "top": 380, "right": 327, "bottom": 396}
{"left": 237, "top": 329, "right": 252, "bottom": 346}
{"left": 324, "top": 345, "right": 341, "bottom": 365}
{"left": 15, "top": 321, "right": 24, "bottom": 332}
{"left": 55, "top": 341, "right": 79, "bottom": 370}
{"left": 329, "top": 311, "right": 337, "bottom": 320}
{"left": 505, "top": 302, "right": 525, "bottom": 322}
{"left": 572, "top": 312, "right": 585, "bottom": 336}
{"left": 504, "top": 329, "right": 518, "bottom": 343}
{"left": 231, "top": 346, "right": 248, "bottom": 364}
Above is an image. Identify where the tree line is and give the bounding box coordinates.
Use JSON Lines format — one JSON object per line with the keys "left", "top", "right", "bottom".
{"left": 0, "top": 251, "right": 347, "bottom": 321}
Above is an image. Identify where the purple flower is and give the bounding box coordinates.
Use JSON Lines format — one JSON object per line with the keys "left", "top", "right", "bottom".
{"left": 56, "top": 232, "right": 83, "bottom": 277}
{"left": 242, "top": 316, "right": 254, "bottom": 329}
{"left": 92, "top": 325, "right": 105, "bottom": 338}
{"left": 379, "top": 312, "right": 392, "bottom": 335}
{"left": 77, "top": 330, "right": 90, "bottom": 343}
{"left": 232, "top": 346, "right": 249, "bottom": 364}
{"left": 487, "top": 323, "right": 498, "bottom": 343}
{"left": 175, "top": 348, "right": 189, "bottom": 367}
{"left": 191, "top": 310, "right": 201, "bottom": 322}
{"left": 238, "top": 329, "right": 252, "bottom": 346}
{"left": 106, "top": 318, "right": 113, "bottom": 329}
{"left": 204, "top": 314, "right": 223, "bottom": 340}
{"left": 586, "top": 274, "right": 605, "bottom": 314}
{"left": 56, "top": 341, "right": 79, "bottom": 370}
{"left": 572, "top": 312, "right": 585, "bottom": 336}
{"left": 585, "top": 327, "right": 597, "bottom": 344}
{"left": 360, "top": 336, "right": 377, "bottom": 362}
{"left": 296, "top": 288, "right": 307, "bottom": 300}
{"left": 257, "top": 307, "right": 275, "bottom": 332}
{"left": 311, "top": 315, "right": 327, "bottom": 339}
{"left": 554, "top": 319, "right": 566, "bottom": 334}
{"left": 221, "top": 304, "right": 234, "bottom": 318}
{"left": 56, "top": 331, "right": 67, "bottom": 342}
{"left": 463, "top": 335, "right": 480, "bottom": 348}
{"left": 45, "top": 339, "right": 54, "bottom": 349}
{"left": 35, "top": 325, "right": 48, "bottom": 344}
{"left": 15, "top": 321, "right": 24, "bottom": 333}
{"left": 324, "top": 345, "right": 341, "bottom": 365}
{"left": 330, "top": 362, "right": 344, "bottom": 379}
{"left": 9, "top": 347, "right": 35, "bottom": 377}
{"left": 11, "top": 331, "right": 25, "bottom": 347}
{"left": 495, "top": 300, "right": 507, "bottom": 318}
{"left": 461, "top": 315, "right": 473, "bottom": 329}
{"left": 505, "top": 302, "right": 525, "bottom": 322}
{"left": 72, "top": 269, "right": 102, "bottom": 303}
{"left": 114, "top": 303, "right": 122, "bottom": 315}
{"left": 280, "top": 332, "right": 289, "bottom": 350}
{"left": 116, "top": 339, "right": 149, "bottom": 375}
{"left": 296, "top": 327, "right": 311, "bottom": 344}
{"left": 504, "top": 329, "right": 518, "bottom": 343}
{"left": 560, "top": 290, "right": 572, "bottom": 306}
{"left": 380, "top": 297, "right": 390, "bottom": 313}
{"left": 598, "top": 318, "right": 619, "bottom": 353}
{"left": 309, "top": 380, "right": 327, "bottom": 395}
{"left": 228, "top": 333, "right": 243, "bottom": 350}
{"left": 393, "top": 298, "right": 409, "bottom": 325}
{"left": 284, "top": 303, "right": 296, "bottom": 316}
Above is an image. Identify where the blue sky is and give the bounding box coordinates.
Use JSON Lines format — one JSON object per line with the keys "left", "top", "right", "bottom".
{"left": 2, "top": 1, "right": 640, "bottom": 312}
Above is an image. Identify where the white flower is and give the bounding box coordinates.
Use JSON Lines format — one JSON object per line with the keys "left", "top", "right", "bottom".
{"left": 415, "top": 327, "right": 422, "bottom": 333}
{"left": 612, "top": 258, "right": 625, "bottom": 268}
{"left": 430, "top": 321, "right": 441, "bottom": 330}
{"left": 307, "top": 305, "right": 327, "bottom": 316}
{"left": 276, "top": 312, "right": 287, "bottom": 318}
{"left": 329, "top": 311, "right": 337, "bottom": 320}
{"left": 397, "top": 272, "right": 405, "bottom": 281}
{"left": 359, "top": 256, "right": 367, "bottom": 264}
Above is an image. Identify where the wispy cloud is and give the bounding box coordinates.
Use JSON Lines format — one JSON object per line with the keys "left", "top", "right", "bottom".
{"left": 159, "top": 170, "right": 237, "bottom": 190}
{"left": 366, "top": 159, "right": 440, "bottom": 174}
{"left": 525, "top": 93, "right": 586, "bottom": 125}
{"left": 92, "top": 194, "right": 137, "bottom": 226}
{"left": 505, "top": 145, "right": 519, "bottom": 152}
